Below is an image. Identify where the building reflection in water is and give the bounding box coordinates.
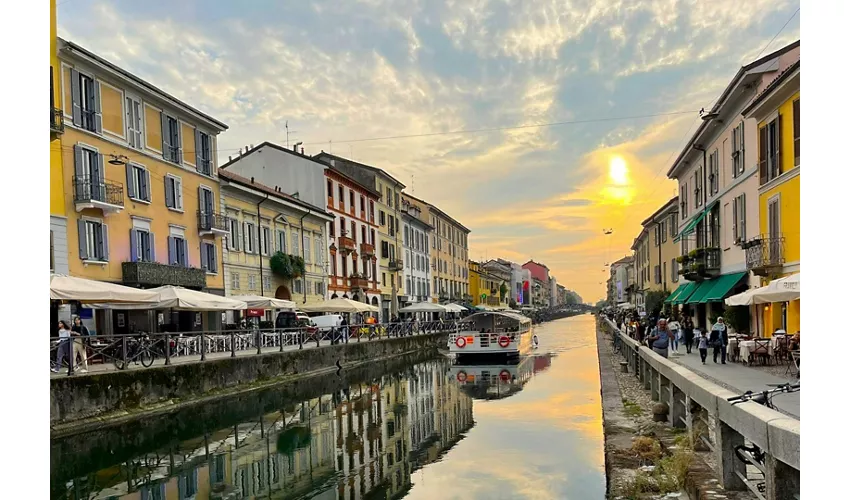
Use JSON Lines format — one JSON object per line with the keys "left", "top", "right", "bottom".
{"left": 56, "top": 359, "right": 474, "bottom": 500}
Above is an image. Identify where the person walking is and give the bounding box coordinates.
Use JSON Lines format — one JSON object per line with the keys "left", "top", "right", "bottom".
{"left": 697, "top": 330, "right": 709, "bottom": 364}
{"left": 646, "top": 319, "right": 671, "bottom": 358}
{"left": 71, "top": 316, "right": 89, "bottom": 373}
{"left": 710, "top": 317, "right": 728, "bottom": 364}
{"left": 668, "top": 318, "right": 681, "bottom": 353}
{"left": 53, "top": 320, "right": 73, "bottom": 373}
{"left": 682, "top": 314, "right": 694, "bottom": 354}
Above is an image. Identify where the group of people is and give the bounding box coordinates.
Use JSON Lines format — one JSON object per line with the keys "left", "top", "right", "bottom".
{"left": 612, "top": 310, "right": 732, "bottom": 365}
{"left": 53, "top": 316, "right": 91, "bottom": 373}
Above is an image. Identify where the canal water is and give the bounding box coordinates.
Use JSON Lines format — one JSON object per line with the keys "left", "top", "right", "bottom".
{"left": 51, "top": 314, "right": 605, "bottom": 500}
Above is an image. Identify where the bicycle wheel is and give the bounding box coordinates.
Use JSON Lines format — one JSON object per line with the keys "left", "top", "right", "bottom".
{"left": 140, "top": 349, "right": 155, "bottom": 368}
{"left": 113, "top": 357, "right": 127, "bottom": 370}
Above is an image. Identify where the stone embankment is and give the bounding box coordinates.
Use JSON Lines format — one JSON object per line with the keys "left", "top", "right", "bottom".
{"left": 596, "top": 318, "right": 757, "bottom": 500}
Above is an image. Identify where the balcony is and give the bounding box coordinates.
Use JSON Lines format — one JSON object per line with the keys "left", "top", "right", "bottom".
{"left": 349, "top": 273, "right": 370, "bottom": 290}
{"left": 73, "top": 176, "right": 124, "bottom": 213}
{"left": 744, "top": 235, "right": 785, "bottom": 276}
{"left": 388, "top": 259, "right": 403, "bottom": 272}
{"left": 338, "top": 236, "right": 356, "bottom": 254}
{"left": 678, "top": 247, "right": 721, "bottom": 281}
{"left": 360, "top": 243, "right": 375, "bottom": 259}
{"left": 197, "top": 211, "right": 229, "bottom": 236}
{"left": 50, "top": 107, "right": 64, "bottom": 136}
{"left": 122, "top": 261, "right": 207, "bottom": 289}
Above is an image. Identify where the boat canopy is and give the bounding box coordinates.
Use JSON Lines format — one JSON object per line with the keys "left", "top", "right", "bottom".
{"left": 463, "top": 311, "right": 532, "bottom": 333}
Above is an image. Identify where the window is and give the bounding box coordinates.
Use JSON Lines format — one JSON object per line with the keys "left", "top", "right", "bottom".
{"left": 793, "top": 99, "right": 800, "bottom": 166}
{"left": 338, "top": 185, "right": 344, "bottom": 208}
{"left": 232, "top": 272, "right": 240, "bottom": 290}
{"left": 130, "top": 228, "right": 153, "bottom": 262}
{"left": 349, "top": 190, "right": 355, "bottom": 211}
{"left": 195, "top": 130, "right": 213, "bottom": 175}
{"left": 360, "top": 195, "right": 366, "bottom": 213}
{"left": 708, "top": 149, "right": 719, "bottom": 195}
{"left": 69, "top": 69, "right": 100, "bottom": 133}
{"left": 671, "top": 259, "right": 679, "bottom": 282}
{"left": 261, "top": 227, "right": 271, "bottom": 256}
{"left": 369, "top": 200, "right": 375, "bottom": 222}
{"left": 161, "top": 113, "right": 181, "bottom": 164}
{"left": 386, "top": 187, "right": 392, "bottom": 208}
{"left": 303, "top": 235, "right": 311, "bottom": 263}
{"left": 768, "top": 195, "right": 781, "bottom": 240}
{"left": 350, "top": 221, "right": 356, "bottom": 242}
{"left": 370, "top": 229, "right": 376, "bottom": 246}
{"left": 661, "top": 221, "right": 667, "bottom": 243}
{"left": 732, "top": 193, "right": 746, "bottom": 244}
{"left": 126, "top": 163, "right": 151, "bottom": 202}
{"left": 201, "top": 242, "right": 218, "bottom": 273}
{"left": 388, "top": 217, "right": 395, "bottom": 237}
{"left": 168, "top": 234, "right": 188, "bottom": 267}
{"left": 291, "top": 231, "right": 300, "bottom": 256}
{"left": 248, "top": 275, "right": 256, "bottom": 290}
{"left": 406, "top": 277, "right": 412, "bottom": 292}
{"left": 382, "top": 273, "right": 387, "bottom": 286}
{"left": 382, "top": 241, "right": 389, "bottom": 258}
{"left": 244, "top": 222, "right": 256, "bottom": 253}
{"left": 670, "top": 213, "right": 678, "bottom": 238}
{"left": 694, "top": 167, "right": 703, "bottom": 208}
{"left": 164, "top": 175, "right": 183, "bottom": 211}
{"left": 732, "top": 121, "right": 745, "bottom": 178}
{"left": 314, "top": 238, "right": 323, "bottom": 265}
{"left": 759, "top": 116, "right": 782, "bottom": 185}
{"left": 315, "top": 281, "right": 325, "bottom": 296}
{"left": 379, "top": 211, "right": 386, "bottom": 226}
{"left": 263, "top": 275, "right": 271, "bottom": 291}
{"left": 294, "top": 279, "right": 303, "bottom": 294}
{"left": 327, "top": 179, "right": 333, "bottom": 200}
{"left": 361, "top": 226, "right": 367, "bottom": 245}
{"left": 125, "top": 95, "right": 143, "bottom": 149}
{"left": 653, "top": 225, "right": 659, "bottom": 247}
{"left": 404, "top": 226, "right": 409, "bottom": 246}
{"left": 77, "top": 219, "right": 108, "bottom": 261}
{"left": 227, "top": 218, "right": 241, "bottom": 251}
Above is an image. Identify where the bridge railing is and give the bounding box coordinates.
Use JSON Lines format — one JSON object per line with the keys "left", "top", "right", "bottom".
{"left": 49, "top": 320, "right": 467, "bottom": 377}
{"left": 598, "top": 316, "right": 800, "bottom": 500}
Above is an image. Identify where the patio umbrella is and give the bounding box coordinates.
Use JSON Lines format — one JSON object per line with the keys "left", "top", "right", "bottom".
{"left": 399, "top": 302, "right": 448, "bottom": 313}
{"left": 89, "top": 286, "right": 248, "bottom": 311}
{"left": 300, "top": 298, "right": 379, "bottom": 313}
{"left": 725, "top": 287, "right": 761, "bottom": 306}
{"left": 443, "top": 303, "right": 467, "bottom": 312}
{"left": 752, "top": 273, "right": 800, "bottom": 303}
{"left": 230, "top": 295, "right": 296, "bottom": 310}
{"left": 50, "top": 274, "right": 160, "bottom": 304}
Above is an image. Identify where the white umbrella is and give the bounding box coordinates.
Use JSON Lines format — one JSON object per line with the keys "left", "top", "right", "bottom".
{"left": 725, "top": 287, "right": 761, "bottom": 306}
{"left": 50, "top": 274, "right": 160, "bottom": 304}
{"left": 300, "top": 298, "right": 379, "bottom": 313}
{"left": 753, "top": 273, "right": 800, "bottom": 303}
{"left": 230, "top": 295, "right": 296, "bottom": 310}
{"left": 443, "top": 303, "right": 467, "bottom": 313}
{"left": 399, "top": 302, "right": 448, "bottom": 313}
{"left": 89, "top": 286, "right": 248, "bottom": 311}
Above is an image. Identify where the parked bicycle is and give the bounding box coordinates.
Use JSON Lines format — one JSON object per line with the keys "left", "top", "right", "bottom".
{"left": 612, "top": 329, "right": 622, "bottom": 354}
{"left": 727, "top": 383, "right": 800, "bottom": 495}
{"left": 112, "top": 333, "right": 158, "bottom": 370}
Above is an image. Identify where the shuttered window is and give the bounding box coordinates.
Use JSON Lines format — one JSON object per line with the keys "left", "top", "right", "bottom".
{"left": 164, "top": 175, "right": 183, "bottom": 211}
{"left": 793, "top": 99, "right": 800, "bottom": 166}
{"left": 161, "top": 113, "right": 181, "bottom": 164}
{"left": 126, "top": 96, "right": 143, "bottom": 149}
{"left": 78, "top": 219, "right": 108, "bottom": 261}
{"left": 126, "top": 163, "right": 151, "bottom": 202}
{"left": 130, "top": 229, "right": 154, "bottom": 262}
{"left": 200, "top": 242, "right": 218, "bottom": 273}
{"left": 70, "top": 69, "right": 100, "bottom": 133}
{"left": 194, "top": 130, "right": 212, "bottom": 175}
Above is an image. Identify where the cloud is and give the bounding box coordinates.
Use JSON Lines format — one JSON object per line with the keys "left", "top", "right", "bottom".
{"left": 56, "top": 0, "right": 800, "bottom": 302}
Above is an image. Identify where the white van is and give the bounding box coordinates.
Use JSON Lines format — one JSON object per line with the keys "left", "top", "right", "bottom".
{"left": 310, "top": 314, "right": 343, "bottom": 332}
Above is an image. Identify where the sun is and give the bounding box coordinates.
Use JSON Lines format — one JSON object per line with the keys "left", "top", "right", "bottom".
{"left": 608, "top": 156, "right": 629, "bottom": 186}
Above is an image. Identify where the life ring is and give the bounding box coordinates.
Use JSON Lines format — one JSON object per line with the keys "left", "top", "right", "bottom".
{"left": 455, "top": 336, "right": 467, "bottom": 348}
{"left": 456, "top": 371, "right": 467, "bottom": 382}
{"left": 498, "top": 336, "right": 511, "bottom": 348}
{"left": 499, "top": 370, "right": 511, "bottom": 382}
{"left": 532, "top": 335, "right": 539, "bottom": 347}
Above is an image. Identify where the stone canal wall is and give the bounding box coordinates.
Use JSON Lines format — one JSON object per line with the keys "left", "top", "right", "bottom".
{"left": 50, "top": 332, "right": 447, "bottom": 428}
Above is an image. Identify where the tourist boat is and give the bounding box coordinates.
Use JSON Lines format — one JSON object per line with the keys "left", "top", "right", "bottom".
{"left": 447, "top": 311, "right": 535, "bottom": 360}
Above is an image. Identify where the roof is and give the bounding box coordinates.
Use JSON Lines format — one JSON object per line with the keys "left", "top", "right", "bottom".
{"left": 612, "top": 256, "right": 634, "bottom": 266}
{"left": 402, "top": 193, "right": 471, "bottom": 233}
{"left": 220, "top": 142, "right": 382, "bottom": 199}
{"left": 522, "top": 260, "right": 549, "bottom": 270}
{"left": 666, "top": 40, "right": 800, "bottom": 178}
{"left": 218, "top": 168, "right": 334, "bottom": 218}
{"left": 58, "top": 38, "right": 228, "bottom": 131}
{"left": 742, "top": 60, "right": 800, "bottom": 116}
{"left": 641, "top": 196, "right": 679, "bottom": 226}
{"left": 313, "top": 152, "right": 407, "bottom": 188}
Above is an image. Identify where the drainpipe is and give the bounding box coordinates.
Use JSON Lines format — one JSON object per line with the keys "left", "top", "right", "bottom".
{"left": 658, "top": 221, "right": 664, "bottom": 292}
{"left": 692, "top": 145, "right": 709, "bottom": 326}
{"left": 299, "top": 210, "right": 311, "bottom": 305}
{"left": 257, "top": 193, "right": 269, "bottom": 297}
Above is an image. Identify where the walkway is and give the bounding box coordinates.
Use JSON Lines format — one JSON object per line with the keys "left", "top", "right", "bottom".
{"left": 667, "top": 348, "right": 799, "bottom": 419}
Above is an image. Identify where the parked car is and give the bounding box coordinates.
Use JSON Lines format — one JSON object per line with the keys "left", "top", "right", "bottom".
{"left": 275, "top": 311, "right": 317, "bottom": 336}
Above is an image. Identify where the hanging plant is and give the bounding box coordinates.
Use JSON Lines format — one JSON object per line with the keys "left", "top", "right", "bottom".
{"left": 290, "top": 255, "right": 306, "bottom": 278}
{"left": 499, "top": 282, "right": 508, "bottom": 300}
{"left": 270, "top": 251, "right": 294, "bottom": 279}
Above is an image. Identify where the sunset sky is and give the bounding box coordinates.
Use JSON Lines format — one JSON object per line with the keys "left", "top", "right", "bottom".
{"left": 57, "top": 0, "right": 800, "bottom": 303}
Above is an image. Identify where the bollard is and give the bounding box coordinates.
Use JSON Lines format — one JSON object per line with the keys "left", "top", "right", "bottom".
{"left": 200, "top": 331, "right": 206, "bottom": 361}
{"left": 121, "top": 334, "right": 128, "bottom": 370}
{"left": 165, "top": 333, "right": 171, "bottom": 366}
{"left": 298, "top": 330, "right": 303, "bottom": 350}
{"left": 279, "top": 329, "right": 284, "bottom": 352}
{"left": 620, "top": 361, "right": 629, "bottom": 373}
{"left": 230, "top": 331, "right": 236, "bottom": 358}
{"left": 256, "top": 330, "right": 262, "bottom": 355}
{"left": 67, "top": 339, "right": 75, "bottom": 376}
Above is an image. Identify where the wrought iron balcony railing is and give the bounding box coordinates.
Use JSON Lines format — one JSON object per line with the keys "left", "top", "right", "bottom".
{"left": 197, "top": 211, "right": 229, "bottom": 234}
{"left": 51, "top": 107, "right": 64, "bottom": 135}
{"left": 73, "top": 176, "right": 124, "bottom": 209}
{"left": 744, "top": 235, "right": 785, "bottom": 276}
{"left": 388, "top": 259, "right": 404, "bottom": 272}
{"left": 678, "top": 247, "right": 721, "bottom": 281}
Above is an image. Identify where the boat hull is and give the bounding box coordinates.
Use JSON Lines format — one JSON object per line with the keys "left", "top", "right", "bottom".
{"left": 448, "top": 328, "right": 535, "bottom": 361}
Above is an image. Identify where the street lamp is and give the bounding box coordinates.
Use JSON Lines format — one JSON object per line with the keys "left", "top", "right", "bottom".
{"left": 108, "top": 153, "right": 129, "bottom": 165}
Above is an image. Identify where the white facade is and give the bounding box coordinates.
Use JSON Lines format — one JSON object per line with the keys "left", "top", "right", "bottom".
{"left": 510, "top": 262, "right": 524, "bottom": 305}
{"left": 402, "top": 208, "right": 432, "bottom": 303}
{"left": 549, "top": 277, "right": 558, "bottom": 307}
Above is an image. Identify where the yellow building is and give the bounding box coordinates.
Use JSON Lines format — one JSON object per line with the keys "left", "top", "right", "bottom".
{"left": 50, "top": 0, "right": 68, "bottom": 277}
{"left": 57, "top": 37, "right": 228, "bottom": 333}
{"left": 219, "top": 169, "right": 334, "bottom": 318}
{"left": 469, "top": 261, "right": 506, "bottom": 307}
{"left": 743, "top": 60, "right": 800, "bottom": 334}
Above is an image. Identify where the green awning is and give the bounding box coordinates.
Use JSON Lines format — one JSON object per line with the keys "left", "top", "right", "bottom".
{"left": 665, "top": 283, "right": 690, "bottom": 303}
{"left": 699, "top": 272, "right": 747, "bottom": 303}
{"left": 671, "top": 282, "right": 699, "bottom": 305}
{"left": 685, "top": 280, "right": 717, "bottom": 304}
{"left": 674, "top": 201, "right": 718, "bottom": 242}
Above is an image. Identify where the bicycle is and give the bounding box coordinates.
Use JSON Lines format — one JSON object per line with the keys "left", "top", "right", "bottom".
{"left": 113, "top": 334, "right": 156, "bottom": 370}
{"left": 612, "top": 330, "right": 622, "bottom": 354}
{"left": 727, "top": 383, "right": 800, "bottom": 495}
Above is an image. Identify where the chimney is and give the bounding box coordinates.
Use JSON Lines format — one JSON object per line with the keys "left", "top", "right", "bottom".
{"left": 301, "top": 147, "right": 304, "bottom": 155}
{"left": 251, "top": 177, "right": 255, "bottom": 184}
{"left": 228, "top": 155, "right": 232, "bottom": 162}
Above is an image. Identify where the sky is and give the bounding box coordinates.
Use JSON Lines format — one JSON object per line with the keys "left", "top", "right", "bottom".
{"left": 57, "top": 0, "right": 800, "bottom": 303}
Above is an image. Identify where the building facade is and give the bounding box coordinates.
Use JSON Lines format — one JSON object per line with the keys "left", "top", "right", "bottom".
{"left": 50, "top": 0, "right": 69, "bottom": 278}
{"left": 401, "top": 198, "right": 434, "bottom": 304}
{"left": 218, "top": 170, "right": 333, "bottom": 318}
{"left": 666, "top": 41, "right": 799, "bottom": 330}
{"left": 742, "top": 59, "right": 800, "bottom": 334}
{"left": 315, "top": 153, "right": 406, "bottom": 318}
{"left": 631, "top": 228, "right": 650, "bottom": 311}
{"left": 57, "top": 37, "right": 228, "bottom": 334}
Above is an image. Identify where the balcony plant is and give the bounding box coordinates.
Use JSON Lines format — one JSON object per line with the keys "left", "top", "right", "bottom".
{"left": 270, "top": 252, "right": 306, "bottom": 280}
{"left": 499, "top": 283, "right": 508, "bottom": 300}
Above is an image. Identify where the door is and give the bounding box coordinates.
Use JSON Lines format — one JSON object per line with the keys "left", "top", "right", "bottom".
{"left": 768, "top": 196, "right": 781, "bottom": 263}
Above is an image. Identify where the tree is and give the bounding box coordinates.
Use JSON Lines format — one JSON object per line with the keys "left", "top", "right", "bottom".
{"left": 499, "top": 282, "right": 508, "bottom": 300}
{"left": 723, "top": 306, "right": 750, "bottom": 334}
{"left": 269, "top": 252, "right": 306, "bottom": 280}
{"left": 645, "top": 291, "right": 670, "bottom": 317}
{"left": 595, "top": 299, "right": 609, "bottom": 309}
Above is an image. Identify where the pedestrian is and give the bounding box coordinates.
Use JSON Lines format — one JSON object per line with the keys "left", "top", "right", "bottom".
{"left": 710, "top": 317, "right": 728, "bottom": 364}
{"left": 53, "top": 320, "right": 73, "bottom": 373}
{"left": 71, "top": 316, "right": 89, "bottom": 373}
{"left": 646, "top": 319, "right": 671, "bottom": 358}
{"left": 697, "top": 330, "right": 709, "bottom": 364}
{"left": 682, "top": 314, "right": 694, "bottom": 354}
{"left": 668, "top": 318, "right": 681, "bottom": 352}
